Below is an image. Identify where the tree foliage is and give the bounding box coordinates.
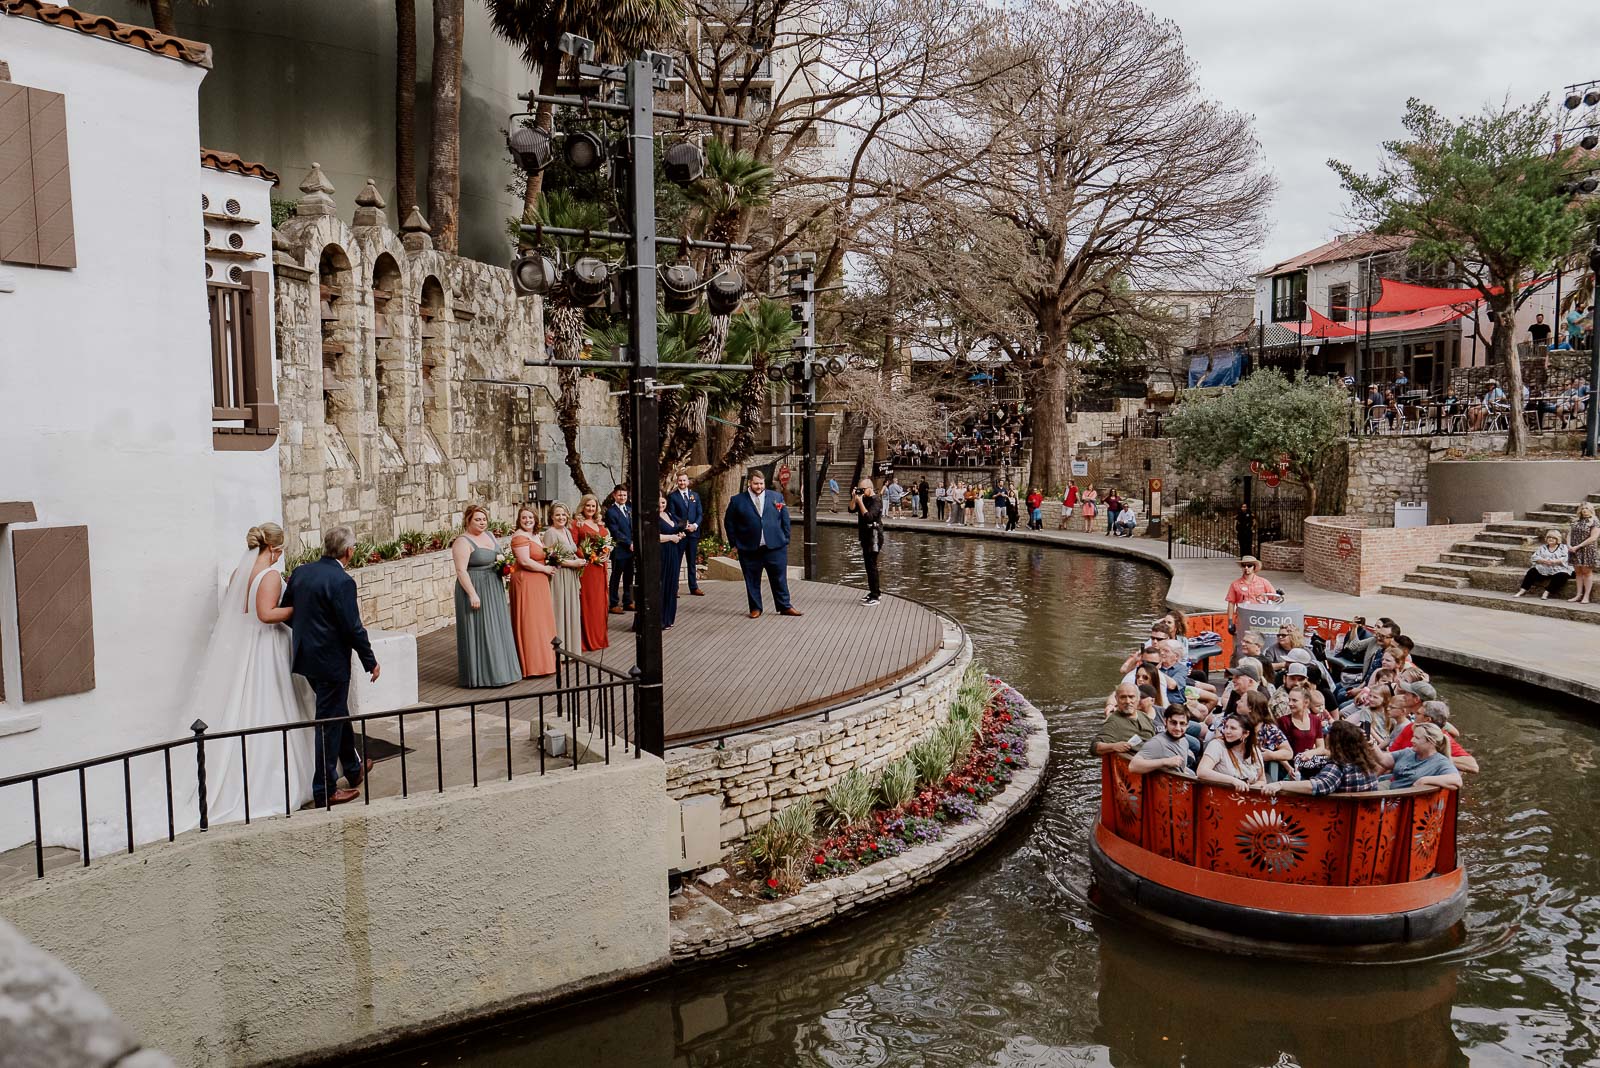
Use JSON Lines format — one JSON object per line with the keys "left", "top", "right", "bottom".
{"left": 1330, "top": 96, "right": 1600, "bottom": 456}
{"left": 1164, "top": 369, "right": 1347, "bottom": 516}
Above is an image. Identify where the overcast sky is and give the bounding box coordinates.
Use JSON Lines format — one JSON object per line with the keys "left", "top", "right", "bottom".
{"left": 1137, "top": 0, "right": 1600, "bottom": 271}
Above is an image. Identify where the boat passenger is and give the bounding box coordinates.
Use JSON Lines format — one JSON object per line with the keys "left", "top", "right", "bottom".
{"left": 1388, "top": 701, "right": 1479, "bottom": 774}
{"left": 1196, "top": 713, "right": 1263, "bottom": 792}
{"left": 1373, "top": 723, "right": 1463, "bottom": 791}
{"left": 1245, "top": 689, "right": 1294, "bottom": 781}
{"left": 1094, "top": 682, "right": 1157, "bottom": 757}
{"left": 1261, "top": 720, "right": 1383, "bottom": 796}
{"left": 1129, "top": 704, "right": 1196, "bottom": 776}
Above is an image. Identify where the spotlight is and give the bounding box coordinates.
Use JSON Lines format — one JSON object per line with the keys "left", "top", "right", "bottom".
{"left": 566, "top": 256, "right": 610, "bottom": 307}
{"left": 1567, "top": 92, "right": 1585, "bottom": 111}
{"left": 1583, "top": 177, "right": 1599, "bottom": 194}
{"left": 705, "top": 268, "right": 744, "bottom": 315}
{"left": 1584, "top": 131, "right": 1599, "bottom": 151}
{"left": 511, "top": 251, "right": 557, "bottom": 296}
{"left": 828, "top": 356, "right": 847, "bottom": 375}
{"left": 662, "top": 263, "right": 700, "bottom": 313}
{"left": 663, "top": 142, "right": 705, "bottom": 185}
{"left": 564, "top": 130, "right": 606, "bottom": 172}
{"left": 765, "top": 361, "right": 788, "bottom": 382}
{"left": 1586, "top": 89, "right": 1600, "bottom": 107}
{"left": 508, "top": 126, "right": 554, "bottom": 174}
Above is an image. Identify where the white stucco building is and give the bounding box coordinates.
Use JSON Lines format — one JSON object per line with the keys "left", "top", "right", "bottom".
{"left": 0, "top": 2, "right": 281, "bottom": 851}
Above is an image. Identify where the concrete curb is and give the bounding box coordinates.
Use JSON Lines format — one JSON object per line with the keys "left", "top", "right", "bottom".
{"left": 821, "top": 514, "right": 1600, "bottom": 706}
{"left": 669, "top": 685, "right": 1049, "bottom": 964}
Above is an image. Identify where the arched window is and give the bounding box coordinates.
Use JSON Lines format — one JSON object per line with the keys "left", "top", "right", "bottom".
{"left": 372, "top": 253, "right": 407, "bottom": 471}
{"left": 419, "top": 276, "right": 450, "bottom": 463}
{"left": 319, "top": 246, "right": 361, "bottom": 474}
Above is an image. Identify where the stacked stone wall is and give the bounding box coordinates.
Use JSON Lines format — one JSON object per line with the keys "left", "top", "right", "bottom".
{"left": 348, "top": 549, "right": 458, "bottom": 635}
{"left": 665, "top": 640, "right": 972, "bottom": 848}
{"left": 1303, "top": 515, "right": 1485, "bottom": 596}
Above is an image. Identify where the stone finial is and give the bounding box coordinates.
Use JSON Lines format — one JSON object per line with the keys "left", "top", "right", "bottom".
{"left": 352, "top": 177, "right": 387, "bottom": 228}
{"left": 401, "top": 205, "right": 433, "bottom": 252}
{"left": 295, "top": 162, "right": 336, "bottom": 217}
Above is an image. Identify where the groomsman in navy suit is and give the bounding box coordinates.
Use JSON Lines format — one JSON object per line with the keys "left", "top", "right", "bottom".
{"left": 666, "top": 471, "right": 705, "bottom": 596}
{"left": 722, "top": 469, "right": 802, "bottom": 618}
{"left": 604, "top": 485, "right": 635, "bottom": 612}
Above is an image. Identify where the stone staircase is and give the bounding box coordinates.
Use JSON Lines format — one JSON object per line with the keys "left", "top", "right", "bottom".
{"left": 1381, "top": 494, "right": 1600, "bottom": 624}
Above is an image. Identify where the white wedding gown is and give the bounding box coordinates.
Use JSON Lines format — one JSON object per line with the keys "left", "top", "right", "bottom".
{"left": 51, "top": 550, "right": 317, "bottom": 859}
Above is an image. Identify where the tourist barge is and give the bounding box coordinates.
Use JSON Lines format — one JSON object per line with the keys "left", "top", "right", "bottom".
{"left": 1089, "top": 755, "right": 1467, "bottom": 950}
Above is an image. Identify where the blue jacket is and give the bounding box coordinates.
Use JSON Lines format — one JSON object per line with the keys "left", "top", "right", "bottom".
{"left": 723, "top": 489, "right": 791, "bottom": 554}
{"left": 666, "top": 487, "right": 703, "bottom": 532}
{"left": 282, "top": 556, "right": 376, "bottom": 682}
{"left": 604, "top": 502, "right": 634, "bottom": 557}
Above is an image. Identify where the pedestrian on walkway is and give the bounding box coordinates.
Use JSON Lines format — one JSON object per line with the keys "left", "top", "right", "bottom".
{"left": 1059, "top": 482, "right": 1078, "bottom": 530}
{"left": 935, "top": 483, "right": 948, "bottom": 522}
{"left": 917, "top": 477, "right": 930, "bottom": 518}
{"left": 1104, "top": 487, "right": 1123, "bottom": 535}
{"left": 1005, "top": 487, "right": 1020, "bottom": 531}
{"left": 963, "top": 483, "right": 977, "bottom": 526}
{"left": 849, "top": 477, "right": 884, "bottom": 606}
{"left": 1081, "top": 488, "right": 1098, "bottom": 533}
{"left": 1236, "top": 501, "right": 1254, "bottom": 559}
{"left": 1568, "top": 502, "right": 1599, "bottom": 604}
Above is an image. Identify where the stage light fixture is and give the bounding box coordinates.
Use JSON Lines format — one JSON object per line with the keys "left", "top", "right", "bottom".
{"left": 1586, "top": 89, "right": 1600, "bottom": 107}
{"left": 508, "top": 126, "right": 555, "bottom": 174}
{"left": 1567, "top": 92, "right": 1585, "bottom": 110}
{"left": 705, "top": 268, "right": 744, "bottom": 315}
{"left": 765, "top": 361, "right": 788, "bottom": 382}
{"left": 662, "top": 263, "right": 701, "bottom": 313}
{"left": 828, "top": 356, "right": 847, "bottom": 375}
{"left": 663, "top": 142, "right": 705, "bottom": 185}
{"left": 566, "top": 256, "right": 610, "bottom": 307}
{"left": 564, "top": 130, "right": 607, "bottom": 172}
{"left": 511, "top": 251, "right": 558, "bottom": 296}
{"left": 1585, "top": 131, "right": 1600, "bottom": 151}
{"left": 1583, "top": 177, "right": 1599, "bottom": 194}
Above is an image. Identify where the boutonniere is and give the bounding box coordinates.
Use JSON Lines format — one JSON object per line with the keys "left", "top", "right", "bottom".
{"left": 774, "top": 499, "right": 786, "bottom": 510}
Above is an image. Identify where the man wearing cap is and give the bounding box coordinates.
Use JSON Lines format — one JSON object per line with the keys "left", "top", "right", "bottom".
{"left": 1129, "top": 704, "right": 1197, "bottom": 775}
{"left": 1213, "top": 657, "right": 1267, "bottom": 731}
{"left": 1374, "top": 722, "right": 1463, "bottom": 791}
{"left": 1284, "top": 646, "right": 1336, "bottom": 705}
{"left": 1094, "top": 682, "right": 1157, "bottom": 757}
{"left": 1388, "top": 698, "right": 1479, "bottom": 774}
{"left": 1225, "top": 556, "right": 1278, "bottom": 632}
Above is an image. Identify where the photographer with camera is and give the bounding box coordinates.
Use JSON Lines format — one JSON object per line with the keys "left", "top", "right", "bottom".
{"left": 849, "top": 477, "right": 885, "bottom": 606}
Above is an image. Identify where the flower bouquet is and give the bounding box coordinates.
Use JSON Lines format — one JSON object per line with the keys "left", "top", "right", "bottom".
{"left": 495, "top": 547, "right": 516, "bottom": 578}
{"left": 545, "top": 543, "right": 573, "bottom": 569}
{"left": 578, "top": 531, "right": 614, "bottom": 565}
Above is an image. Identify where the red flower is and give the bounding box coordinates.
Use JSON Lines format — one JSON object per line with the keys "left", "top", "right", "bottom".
{"left": 813, "top": 852, "right": 826, "bottom": 864}
{"left": 966, "top": 785, "right": 977, "bottom": 795}
{"left": 867, "top": 839, "right": 878, "bottom": 850}
{"left": 766, "top": 877, "right": 779, "bottom": 888}
{"left": 985, "top": 775, "right": 995, "bottom": 783}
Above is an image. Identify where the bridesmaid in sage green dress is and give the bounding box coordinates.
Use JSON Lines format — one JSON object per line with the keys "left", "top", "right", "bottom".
{"left": 452, "top": 504, "right": 520, "bottom": 688}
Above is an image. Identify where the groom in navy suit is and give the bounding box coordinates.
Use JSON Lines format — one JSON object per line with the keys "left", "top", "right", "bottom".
{"left": 283, "top": 525, "right": 379, "bottom": 807}
{"left": 666, "top": 471, "right": 705, "bottom": 596}
{"left": 722, "top": 469, "right": 802, "bottom": 618}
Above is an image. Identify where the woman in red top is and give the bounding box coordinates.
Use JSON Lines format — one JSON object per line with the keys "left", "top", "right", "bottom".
{"left": 572, "top": 494, "right": 611, "bottom": 652}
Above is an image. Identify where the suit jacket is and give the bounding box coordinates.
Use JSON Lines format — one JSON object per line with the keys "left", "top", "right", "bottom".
{"left": 282, "top": 556, "right": 376, "bottom": 682}
{"left": 666, "top": 488, "right": 703, "bottom": 532}
{"left": 723, "top": 489, "right": 791, "bottom": 554}
{"left": 604, "top": 502, "right": 634, "bottom": 557}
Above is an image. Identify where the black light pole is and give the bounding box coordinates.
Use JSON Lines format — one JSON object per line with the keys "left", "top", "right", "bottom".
{"left": 785, "top": 257, "right": 819, "bottom": 579}
{"left": 1585, "top": 225, "right": 1600, "bottom": 456}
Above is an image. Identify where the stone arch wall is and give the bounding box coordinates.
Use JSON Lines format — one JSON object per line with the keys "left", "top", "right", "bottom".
{"left": 270, "top": 165, "right": 622, "bottom": 550}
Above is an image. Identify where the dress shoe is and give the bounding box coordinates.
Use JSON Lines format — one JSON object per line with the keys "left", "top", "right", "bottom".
{"left": 749, "top": 610, "right": 762, "bottom": 619}
{"left": 609, "top": 606, "right": 624, "bottom": 615}
{"left": 779, "top": 607, "right": 804, "bottom": 617}
{"left": 690, "top": 589, "right": 705, "bottom": 596}
{"left": 310, "top": 787, "right": 361, "bottom": 809}
{"left": 624, "top": 604, "right": 636, "bottom": 611}
{"left": 346, "top": 757, "right": 375, "bottom": 789}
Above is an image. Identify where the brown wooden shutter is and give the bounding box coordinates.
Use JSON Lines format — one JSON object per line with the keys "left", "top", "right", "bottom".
{"left": 14, "top": 526, "right": 96, "bottom": 701}
{"left": 0, "top": 82, "right": 75, "bottom": 270}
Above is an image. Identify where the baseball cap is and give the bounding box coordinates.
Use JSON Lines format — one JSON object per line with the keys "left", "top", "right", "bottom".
{"left": 1228, "top": 659, "right": 1263, "bottom": 683}
{"left": 1398, "top": 680, "right": 1438, "bottom": 701}
{"left": 1285, "top": 648, "right": 1313, "bottom": 664}
{"left": 1285, "top": 663, "right": 1309, "bottom": 678}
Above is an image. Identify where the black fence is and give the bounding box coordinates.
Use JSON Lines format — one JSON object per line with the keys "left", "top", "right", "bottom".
{"left": 1353, "top": 397, "right": 1591, "bottom": 438}
{"left": 1167, "top": 505, "right": 1306, "bottom": 559}
{"left": 0, "top": 641, "right": 636, "bottom": 881}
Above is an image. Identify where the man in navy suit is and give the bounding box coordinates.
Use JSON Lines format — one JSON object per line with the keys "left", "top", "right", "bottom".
{"left": 722, "top": 469, "right": 802, "bottom": 618}
{"left": 666, "top": 471, "right": 705, "bottom": 596}
{"left": 604, "top": 485, "right": 635, "bottom": 612}
{"left": 282, "top": 525, "right": 379, "bottom": 807}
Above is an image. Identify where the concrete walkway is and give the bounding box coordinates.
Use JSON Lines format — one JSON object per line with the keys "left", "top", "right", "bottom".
{"left": 819, "top": 513, "right": 1600, "bottom": 705}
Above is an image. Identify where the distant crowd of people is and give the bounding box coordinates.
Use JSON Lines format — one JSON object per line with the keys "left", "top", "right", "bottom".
{"left": 847, "top": 476, "right": 1142, "bottom": 537}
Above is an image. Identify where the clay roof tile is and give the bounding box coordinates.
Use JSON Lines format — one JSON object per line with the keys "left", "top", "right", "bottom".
{"left": 200, "top": 148, "right": 278, "bottom": 185}
{"left": 2, "top": 0, "right": 213, "bottom": 69}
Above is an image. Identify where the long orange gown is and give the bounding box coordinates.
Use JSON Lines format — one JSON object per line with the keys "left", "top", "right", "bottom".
{"left": 572, "top": 519, "right": 611, "bottom": 652}
{"left": 508, "top": 533, "right": 558, "bottom": 677}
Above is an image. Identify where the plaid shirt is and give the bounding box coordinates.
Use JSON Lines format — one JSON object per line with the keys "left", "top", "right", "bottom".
{"left": 1308, "top": 761, "right": 1381, "bottom": 796}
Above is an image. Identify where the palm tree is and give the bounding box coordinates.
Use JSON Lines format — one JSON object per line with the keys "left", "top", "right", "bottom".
{"left": 428, "top": 0, "right": 466, "bottom": 253}
{"left": 484, "top": 0, "right": 682, "bottom": 218}
{"left": 684, "top": 138, "right": 774, "bottom": 361}
{"left": 395, "top": 0, "right": 418, "bottom": 217}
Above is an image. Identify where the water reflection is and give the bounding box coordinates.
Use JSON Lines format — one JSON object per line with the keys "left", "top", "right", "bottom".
{"left": 369, "top": 527, "right": 1600, "bottom": 1067}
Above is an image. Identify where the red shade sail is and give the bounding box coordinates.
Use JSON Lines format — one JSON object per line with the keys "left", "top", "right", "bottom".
{"left": 1282, "top": 302, "right": 1475, "bottom": 339}
{"left": 1359, "top": 278, "right": 1491, "bottom": 313}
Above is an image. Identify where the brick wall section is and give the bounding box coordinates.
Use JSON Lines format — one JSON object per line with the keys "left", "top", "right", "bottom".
{"left": 347, "top": 549, "right": 457, "bottom": 636}
{"left": 665, "top": 640, "right": 972, "bottom": 849}
{"left": 1303, "top": 515, "right": 1485, "bottom": 596}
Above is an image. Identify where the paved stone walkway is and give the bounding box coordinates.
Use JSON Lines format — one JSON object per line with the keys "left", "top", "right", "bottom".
{"left": 821, "top": 514, "right": 1600, "bottom": 705}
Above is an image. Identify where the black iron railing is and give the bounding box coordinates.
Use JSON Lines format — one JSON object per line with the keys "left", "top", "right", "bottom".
{"left": 1167, "top": 505, "right": 1306, "bottom": 560}
{"left": 0, "top": 641, "right": 636, "bottom": 881}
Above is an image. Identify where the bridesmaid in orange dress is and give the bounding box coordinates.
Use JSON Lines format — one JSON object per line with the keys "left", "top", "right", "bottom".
{"left": 572, "top": 493, "right": 611, "bottom": 652}
{"left": 508, "top": 505, "right": 558, "bottom": 677}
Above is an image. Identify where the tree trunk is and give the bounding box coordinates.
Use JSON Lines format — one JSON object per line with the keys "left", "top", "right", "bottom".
{"left": 704, "top": 416, "right": 738, "bottom": 538}
{"left": 144, "top": 0, "right": 176, "bottom": 34}
{"left": 1493, "top": 292, "right": 1528, "bottom": 457}
{"left": 394, "top": 0, "right": 417, "bottom": 218}
{"left": 550, "top": 305, "right": 591, "bottom": 496}
{"left": 1030, "top": 311, "right": 1072, "bottom": 494}
{"left": 427, "top": 0, "right": 465, "bottom": 254}
{"left": 521, "top": 40, "right": 563, "bottom": 222}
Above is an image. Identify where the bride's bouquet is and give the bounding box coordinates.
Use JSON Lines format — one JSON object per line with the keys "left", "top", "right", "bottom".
{"left": 579, "top": 531, "right": 614, "bottom": 565}
{"left": 495, "top": 547, "right": 516, "bottom": 578}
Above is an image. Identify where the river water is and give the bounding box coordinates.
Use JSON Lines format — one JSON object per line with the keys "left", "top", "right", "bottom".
{"left": 378, "top": 526, "right": 1600, "bottom": 1067}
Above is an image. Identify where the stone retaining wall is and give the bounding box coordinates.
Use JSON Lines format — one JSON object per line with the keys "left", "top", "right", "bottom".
{"left": 666, "top": 636, "right": 972, "bottom": 849}
{"left": 1303, "top": 515, "right": 1484, "bottom": 596}
{"left": 671, "top": 691, "right": 1048, "bottom": 962}
{"left": 348, "top": 548, "right": 457, "bottom": 635}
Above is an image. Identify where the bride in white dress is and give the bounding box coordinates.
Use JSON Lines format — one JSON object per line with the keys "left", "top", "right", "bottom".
{"left": 171, "top": 523, "right": 317, "bottom": 832}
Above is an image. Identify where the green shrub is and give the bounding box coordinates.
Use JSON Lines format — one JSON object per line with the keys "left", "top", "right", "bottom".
{"left": 823, "top": 768, "right": 875, "bottom": 829}
{"left": 938, "top": 719, "right": 975, "bottom": 769}
{"left": 270, "top": 197, "right": 296, "bottom": 228}
{"left": 748, "top": 800, "right": 816, "bottom": 879}
{"left": 424, "top": 528, "right": 454, "bottom": 552}
{"left": 488, "top": 519, "right": 513, "bottom": 537}
{"left": 284, "top": 546, "right": 323, "bottom": 574}
{"left": 909, "top": 733, "right": 956, "bottom": 787}
{"left": 877, "top": 756, "right": 919, "bottom": 810}
{"left": 397, "top": 529, "right": 427, "bottom": 555}
{"left": 377, "top": 540, "right": 404, "bottom": 561}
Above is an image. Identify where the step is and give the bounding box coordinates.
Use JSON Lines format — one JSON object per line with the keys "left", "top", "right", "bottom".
{"left": 1476, "top": 530, "right": 1533, "bottom": 547}
{"left": 1378, "top": 582, "right": 1600, "bottom": 626}
{"left": 1439, "top": 551, "right": 1502, "bottom": 567}
{"left": 1540, "top": 502, "right": 1585, "bottom": 514}
{"left": 1487, "top": 521, "right": 1553, "bottom": 537}
{"left": 1416, "top": 562, "right": 1481, "bottom": 578}
{"left": 1402, "top": 571, "right": 1471, "bottom": 589}
{"left": 1468, "top": 566, "right": 1534, "bottom": 594}
{"left": 1454, "top": 539, "right": 1530, "bottom": 564}
{"left": 1524, "top": 510, "right": 1576, "bottom": 526}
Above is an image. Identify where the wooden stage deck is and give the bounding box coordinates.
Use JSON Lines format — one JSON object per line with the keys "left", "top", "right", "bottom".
{"left": 414, "top": 577, "right": 952, "bottom": 745}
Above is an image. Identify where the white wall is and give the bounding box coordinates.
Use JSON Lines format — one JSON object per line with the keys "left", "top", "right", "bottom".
{"left": 0, "top": 20, "right": 279, "bottom": 851}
